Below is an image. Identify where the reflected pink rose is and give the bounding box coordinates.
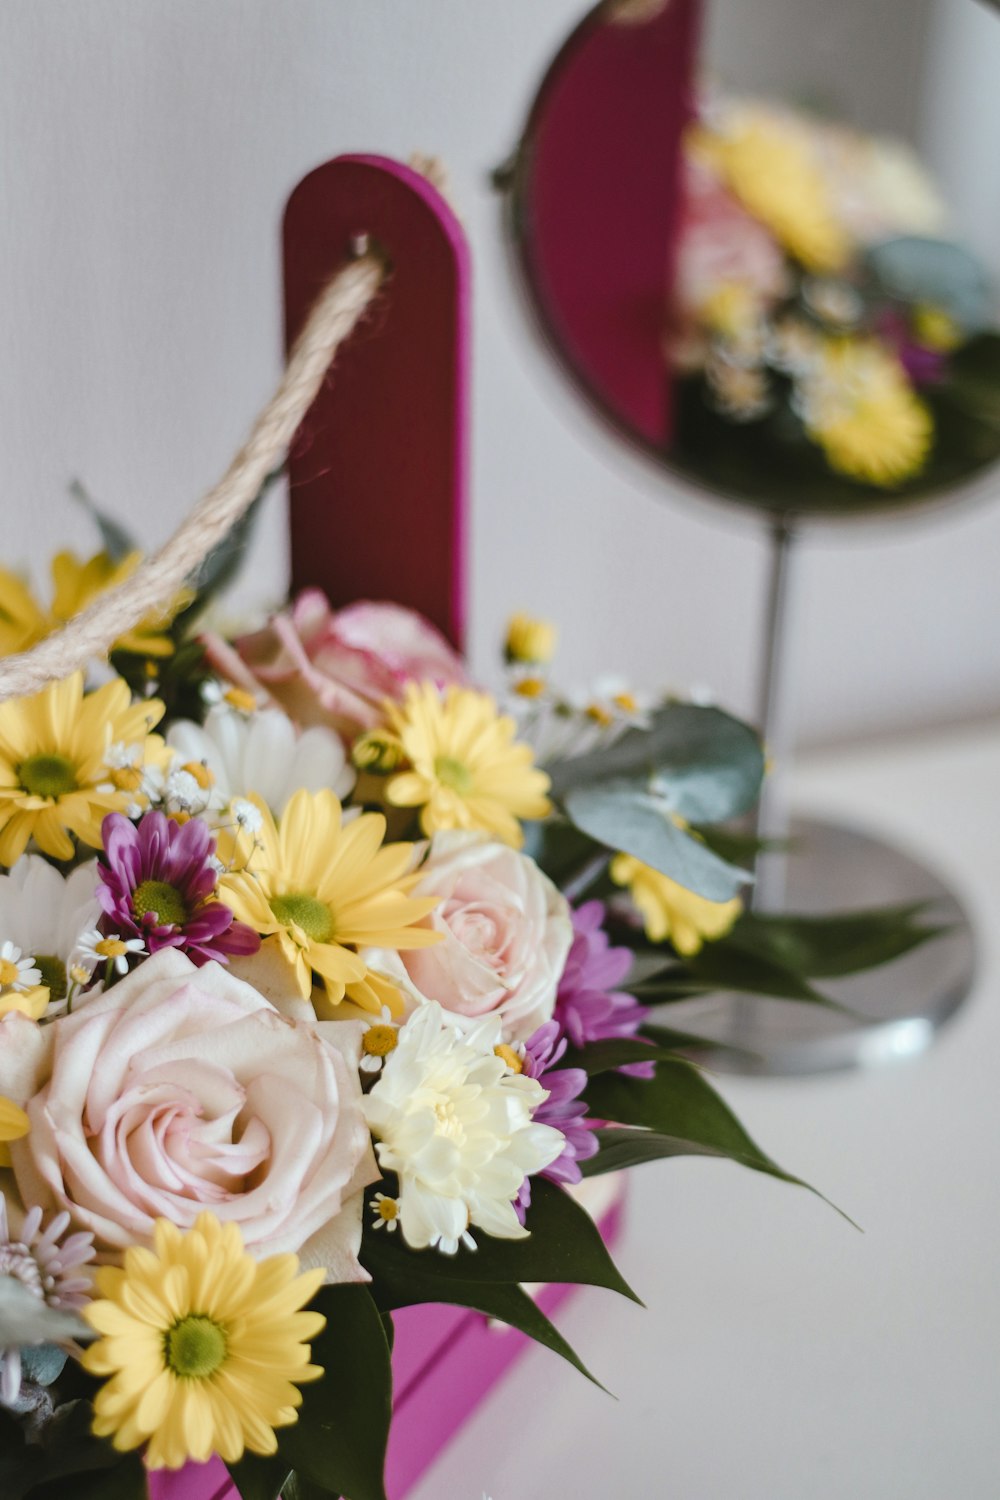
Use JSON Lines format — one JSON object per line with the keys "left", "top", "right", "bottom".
{"left": 203, "top": 591, "right": 468, "bottom": 735}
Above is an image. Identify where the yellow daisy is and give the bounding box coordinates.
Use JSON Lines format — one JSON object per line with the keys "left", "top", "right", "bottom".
{"left": 505, "top": 612, "right": 557, "bottom": 666}
{"left": 0, "top": 1095, "right": 30, "bottom": 1168}
{"left": 610, "top": 853, "right": 742, "bottom": 956}
{"left": 50, "top": 550, "right": 190, "bottom": 659}
{"left": 801, "top": 338, "right": 932, "bottom": 487}
{"left": 217, "top": 788, "right": 441, "bottom": 1015}
{"left": 82, "top": 1212, "right": 326, "bottom": 1471}
{"left": 0, "top": 570, "right": 49, "bottom": 657}
{"left": 693, "top": 117, "right": 849, "bottom": 274}
{"left": 382, "top": 683, "right": 551, "bottom": 848}
{"left": 0, "top": 672, "right": 165, "bottom": 864}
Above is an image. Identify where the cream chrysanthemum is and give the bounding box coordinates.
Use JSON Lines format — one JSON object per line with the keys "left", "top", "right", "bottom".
{"left": 362, "top": 1003, "right": 564, "bottom": 1253}
{"left": 798, "top": 337, "right": 932, "bottom": 487}
{"left": 217, "top": 788, "right": 440, "bottom": 1015}
{"left": 383, "top": 683, "right": 551, "bottom": 848}
{"left": 610, "top": 854, "right": 742, "bottom": 956}
{"left": 82, "top": 1213, "right": 325, "bottom": 1470}
{"left": 0, "top": 673, "right": 165, "bottom": 864}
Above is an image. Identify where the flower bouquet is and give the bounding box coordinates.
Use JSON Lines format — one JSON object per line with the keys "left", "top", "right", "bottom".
{"left": 0, "top": 488, "right": 943, "bottom": 1500}
{"left": 667, "top": 93, "right": 1000, "bottom": 511}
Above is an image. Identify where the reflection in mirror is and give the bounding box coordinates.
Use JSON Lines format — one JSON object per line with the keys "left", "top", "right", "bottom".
{"left": 509, "top": 0, "right": 1000, "bottom": 517}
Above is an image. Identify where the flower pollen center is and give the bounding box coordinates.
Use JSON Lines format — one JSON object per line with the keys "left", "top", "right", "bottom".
{"left": 270, "top": 893, "right": 333, "bottom": 944}
{"left": 19, "top": 753, "right": 78, "bottom": 799}
{"left": 377, "top": 1198, "right": 399, "bottom": 1223}
{"left": 0, "top": 959, "right": 19, "bottom": 986}
{"left": 433, "top": 755, "right": 472, "bottom": 794}
{"left": 181, "top": 761, "right": 215, "bottom": 790}
{"left": 494, "top": 1043, "right": 523, "bottom": 1074}
{"left": 165, "top": 1314, "right": 228, "bottom": 1380}
{"left": 34, "top": 955, "right": 67, "bottom": 1003}
{"left": 362, "top": 1024, "right": 398, "bottom": 1059}
{"left": 132, "top": 880, "right": 188, "bottom": 929}
{"left": 95, "top": 938, "right": 128, "bottom": 960}
{"left": 109, "top": 766, "right": 143, "bottom": 793}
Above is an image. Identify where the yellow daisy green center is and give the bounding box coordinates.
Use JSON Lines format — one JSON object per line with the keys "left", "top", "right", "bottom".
{"left": 382, "top": 682, "right": 552, "bottom": 849}
{"left": 132, "top": 880, "right": 187, "bottom": 928}
{"left": 270, "top": 892, "right": 333, "bottom": 945}
{"left": 19, "top": 753, "right": 78, "bottom": 799}
{"left": 216, "top": 788, "right": 441, "bottom": 1015}
{"left": 165, "top": 1315, "right": 228, "bottom": 1379}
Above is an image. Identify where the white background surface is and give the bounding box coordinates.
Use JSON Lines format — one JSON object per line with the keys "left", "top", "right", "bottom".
{"left": 2, "top": 0, "right": 1000, "bottom": 745}
{"left": 410, "top": 720, "right": 1000, "bottom": 1499}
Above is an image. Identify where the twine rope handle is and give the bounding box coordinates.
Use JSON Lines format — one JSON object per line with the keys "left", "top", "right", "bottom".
{"left": 0, "top": 250, "right": 387, "bottom": 702}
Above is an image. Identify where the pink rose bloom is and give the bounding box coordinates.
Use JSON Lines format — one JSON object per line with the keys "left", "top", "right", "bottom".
{"left": 4, "top": 950, "right": 378, "bottom": 1278}
{"left": 367, "top": 831, "right": 573, "bottom": 1044}
{"left": 203, "top": 590, "right": 468, "bottom": 736}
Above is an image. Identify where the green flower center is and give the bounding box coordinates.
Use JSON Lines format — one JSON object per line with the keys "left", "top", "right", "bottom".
{"left": 132, "top": 880, "right": 188, "bottom": 928}
{"left": 165, "top": 1315, "right": 228, "bottom": 1379}
{"left": 270, "top": 893, "right": 333, "bottom": 944}
{"left": 433, "top": 755, "right": 472, "bottom": 794}
{"left": 19, "top": 754, "right": 78, "bottom": 800}
{"left": 34, "top": 955, "right": 67, "bottom": 1004}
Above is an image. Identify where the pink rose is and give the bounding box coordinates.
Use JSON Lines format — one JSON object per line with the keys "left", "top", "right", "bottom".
{"left": 368, "top": 832, "right": 573, "bottom": 1044}
{"left": 203, "top": 590, "right": 468, "bottom": 735}
{"left": 5, "top": 950, "right": 378, "bottom": 1277}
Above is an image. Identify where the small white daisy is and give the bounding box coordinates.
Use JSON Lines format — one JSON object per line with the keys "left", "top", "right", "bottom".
{"left": 200, "top": 678, "right": 259, "bottom": 714}
{"left": 230, "top": 797, "right": 265, "bottom": 836}
{"left": 96, "top": 740, "right": 164, "bottom": 812}
{"left": 0, "top": 942, "right": 41, "bottom": 995}
{"left": 370, "top": 1193, "right": 401, "bottom": 1233}
{"left": 359, "top": 1006, "right": 400, "bottom": 1075}
{"left": 163, "top": 759, "right": 216, "bottom": 817}
{"left": 75, "top": 930, "right": 147, "bottom": 977}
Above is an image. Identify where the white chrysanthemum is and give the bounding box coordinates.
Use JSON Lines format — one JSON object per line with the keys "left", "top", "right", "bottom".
{"left": 165, "top": 704, "right": 355, "bottom": 823}
{"left": 361, "top": 1003, "right": 564, "bottom": 1254}
{"left": 0, "top": 857, "right": 102, "bottom": 1013}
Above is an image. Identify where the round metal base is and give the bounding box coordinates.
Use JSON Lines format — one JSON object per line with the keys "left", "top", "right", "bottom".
{"left": 662, "top": 816, "right": 977, "bottom": 1076}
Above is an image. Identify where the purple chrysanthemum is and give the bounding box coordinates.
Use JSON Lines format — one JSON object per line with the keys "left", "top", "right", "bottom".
{"left": 97, "top": 811, "right": 260, "bottom": 968}
{"left": 515, "top": 1019, "right": 599, "bottom": 1223}
{"left": 554, "top": 901, "right": 653, "bottom": 1078}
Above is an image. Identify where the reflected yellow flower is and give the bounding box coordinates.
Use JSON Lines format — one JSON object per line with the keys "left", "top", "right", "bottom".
{"left": 801, "top": 338, "right": 932, "bottom": 487}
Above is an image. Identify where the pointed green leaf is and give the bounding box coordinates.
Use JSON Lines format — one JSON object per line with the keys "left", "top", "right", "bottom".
{"left": 362, "top": 1177, "right": 638, "bottom": 1304}
{"left": 225, "top": 1453, "right": 292, "bottom": 1500}
{"left": 68, "top": 480, "right": 136, "bottom": 562}
{"left": 276, "top": 1284, "right": 392, "bottom": 1500}
{"left": 684, "top": 940, "right": 843, "bottom": 1008}
{"left": 725, "top": 905, "right": 948, "bottom": 979}
{"left": 564, "top": 782, "right": 753, "bottom": 901}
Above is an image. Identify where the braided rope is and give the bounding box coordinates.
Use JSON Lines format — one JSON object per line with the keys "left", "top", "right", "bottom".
{"left": 0, "top": 251, "right": 386, "bottom": 701}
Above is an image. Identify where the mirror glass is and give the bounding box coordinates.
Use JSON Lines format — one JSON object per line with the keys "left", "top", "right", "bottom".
{"left": 508, "top": 0, "right": 1000, "bottom": 516}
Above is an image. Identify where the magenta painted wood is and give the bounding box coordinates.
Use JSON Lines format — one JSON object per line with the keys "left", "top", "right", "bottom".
{"left": 518, "top": 0, "right": 701, "bottom": 448}
{"left": 147, "top": 1199, "right": 625, "bottom": 1500}
{"left": 283, "top": 155, "right": 470, "bottom": 650}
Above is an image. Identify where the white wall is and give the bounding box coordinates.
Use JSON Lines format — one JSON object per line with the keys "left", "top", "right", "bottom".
{"left": 1, "top": 0, "right": 999, "bottom": 746}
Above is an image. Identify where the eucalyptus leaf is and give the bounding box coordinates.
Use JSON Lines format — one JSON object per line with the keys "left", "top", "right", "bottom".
{"left": 864, "top": 236, "right": 994, "bottom": 332}
{"left": 550, "top": 703, "right": 765, "bottom": 824}
{"left": 68, "top": 480, "right": 136, "bottom": 563}
{"left": 362, "top": 1177, "right": 639, "bottom": 1304}
{"left": 276, "top": 1284, "right": 391, "bottom": 1500}
{"left": 18, "top": 1346, "right": 65, "bottom": 1389}
{"left": 563, "top": 783, "right": 752, "bottom": 901}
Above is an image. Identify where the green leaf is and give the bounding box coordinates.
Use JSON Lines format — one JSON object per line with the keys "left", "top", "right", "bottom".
{"left": 28, "top": 1452, "right": 147, "bottom": 1500}
{"left": 684, "top": 940, "right": 843, "bottom": 1008}
{"left": 521, "top": 816, "right": 605, "bottom": 888}
{"left": 640, "top": 1021, "right": 762, "bottom": 1063}
{"left": 583, "top": 1065, "right": 852, "bottom": 1221}
{"left": 372, "top": 1269, "right": 609, "bottom": 1393}
{"left": 563, "top": 1037, "right": 682, "bottom": 1075}
{"left": 724, "top": 905, "right": 948, "bottom": 980}
{"left": 276, "top": 1284, "right": 392, "bottom": 1500}
{"left": 362, "top": 1177, "right": 638, "bottom": 1304}
{"left": 226, "top": 1452, "right": 293, "bottom": 1500}
{"left": 944, "top": 331, "right": 1000, "bottom": 429}
{"left": 563, "top": 782, "right": 753, "bottom": 901}
{"left": 550, "top": 703, "right": 765, "bottom": 824}
{"left": 68, "top": 480, "right": 137, "bottom": 562}
{"left": 177, "top": 465, "right": 281, "bottom": 629}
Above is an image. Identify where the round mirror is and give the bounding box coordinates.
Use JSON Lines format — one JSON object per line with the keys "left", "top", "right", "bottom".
{"left": 506, "top": 0, "right": 1000, "bottom": 518}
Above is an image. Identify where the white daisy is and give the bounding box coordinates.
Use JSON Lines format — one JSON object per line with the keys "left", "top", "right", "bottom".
{"left": 74, "top": 929, "right": 147, "bottom": 978}
{"left": 96, "top": 741, "right": 165, "bottom": 817}
{"left": 370, "top": 1193, "right": 401, "bottom": 1233}
{"left": 165, "top": 704, "right": 355, "bottom": 823}
{"left": 359, "top": 1006, "right": 400, "bottom": 1075}
{"left": 362, "top": 1004, "right": 564, "bottom": 1255}
{"left": 0, "top": 943, "right": 41, "bottom": 994}
{"left": 0, "top": 857, "right": 102, "bottom": 1012}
